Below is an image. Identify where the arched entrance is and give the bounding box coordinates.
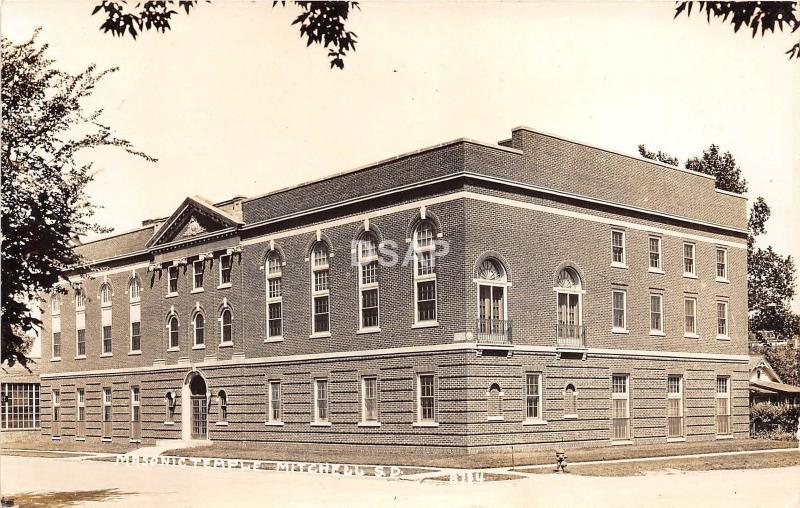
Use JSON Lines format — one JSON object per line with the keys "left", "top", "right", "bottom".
{"left": 182, "top": 371, "right": 209, "bottom": 440}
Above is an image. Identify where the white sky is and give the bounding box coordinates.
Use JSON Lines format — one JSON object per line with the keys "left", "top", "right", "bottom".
{"left": 3, "top": 1, "right": 799, "bottom": 311}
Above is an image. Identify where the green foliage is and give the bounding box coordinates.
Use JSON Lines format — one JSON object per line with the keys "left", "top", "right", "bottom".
{"left": 750, "top": 402, "right": 799, "bottom": 439}
{"left": 675, "top": 1, "right": 800, "bottom": 60}
{"left": 91, "top": 1, "right": 359, "bottom": 69}
{"left": 0, "top": 30, "right": 153, "bottom": 368}
{"left": 685, "top": 145, "right": 748, "bottom": 194}
{"left": 763, "top": 346, "right": 800, "bottom": 386}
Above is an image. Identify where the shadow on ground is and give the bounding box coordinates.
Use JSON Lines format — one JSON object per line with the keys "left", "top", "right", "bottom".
{"left": 3, "top": 488, "right": 136, "bottom": 507}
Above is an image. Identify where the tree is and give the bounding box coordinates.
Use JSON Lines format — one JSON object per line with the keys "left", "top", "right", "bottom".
{"left": 1, "top": 30, "right": 153, "bottom": 368}
{"left": 92, "top": 1, "right": 359, "bottom": 69}
{"left": 675, "top": 1, "right": 800, "bottom": 60}
{"left": 637, "top": 143, "right": 748, "bottom": 194}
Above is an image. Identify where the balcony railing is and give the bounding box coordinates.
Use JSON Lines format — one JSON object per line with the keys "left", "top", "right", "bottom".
{"left": 556, "top": 323, "right": 586, "bottom": 348}
{"left": 476, "top": 319, "right": 512, "bottom": 345}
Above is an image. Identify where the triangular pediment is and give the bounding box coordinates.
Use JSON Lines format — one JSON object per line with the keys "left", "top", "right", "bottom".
{"left": 146, "top": 196, "right": 243, "bottom": 248}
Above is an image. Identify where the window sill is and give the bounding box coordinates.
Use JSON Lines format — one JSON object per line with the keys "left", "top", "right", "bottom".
{"left": 611, "top": 440, "right": 633, "bottom": 446}
{"left": 309, "top": 332, "right": 331, "bottom": 339}
{"left": 191, "top": 288, "right": 205, "bottom": 294}
{"left": 264, "top": 336, "right": 284, "bottom": 343}
{"left": 357, "top": 327, "right": 381, "bottom": 335}
{"left": 265, "top": 421, "right": 284, "bottom": 427}
{"left": 74, "top": 355, "right": 86, "bottom": 360}
{"left": 487, "top": 416, "right": 505, "bottom": 422}
{"left": 649, "top": 331, "right": 666, "bottom": 337}
{"left": 648, "top": 268, "right": 665, "bottom": 275}
{"left": 715, "top": 277, "right": 730, "bottom": 284}
{"left": 357, "top": 421, "right": 382, "bottom": 427}
{"left": 166, "top": 293, "right": 179, "bottom": 298}
{"left": 51, "top": 436, "right": 61, "bottom": 441}
{"left": 612, "top": 328, "right": 629, "bottom": 335}
{"left": 217, "top": 283, "right": 232, "bottom": 290}
{"left": 310, "top": 421, "right": 332, "bottom": 427}
{"left": 164, "top": 421, "right": 175, "bottom": 426}
{"left": 50, "top": 357, "right": 61, "bottom": 362}
{"left": 128, "top": 351, "right": 142, "bottom": 356}
{"left": 683, "top": 273, "right": 698, "bottom": 279}
{"left": 100, "top": 353, "right": 113, "bottom": 358}
{"left": 215, "top": 421, "right": 229, "bottom": 427}
{"left": 192, "top": 345, "right": 206, "bottom": 350}
{"left": 167, "top": 347, "right": 180, "bottom": 353}
{"left": 716, "top": 334, "right": 731, "bottom": 341}
{"left": 412, "top": 321, "right": 439, "bottom": 329}
{"left": 75, "top": 437, "right": 86, "bottom": 442}
{"left": 715, "top": 434, "right": 734, "bottom": 440}
{"left": 667, "top": 437, "right": 687, "bottom": 443}
{"left": 412, "top": 421, "right": 439, "bottom": 428}
{"left": 684, "top": 333, "right": 700, "bottom": 339}
{"left": 522, "top": 419, "right": 548, "bottom": 426}
{"left": 563, "top": 414, "right": 578, "bottom": 420}
{"left": 218, "top": 341, "right": 234, "bottom": 348}
{"left": 610, "top": 263, "right": 629, "bottom": 269}
{"left": 101, "top": 437, "right": 112, "bottom": 442}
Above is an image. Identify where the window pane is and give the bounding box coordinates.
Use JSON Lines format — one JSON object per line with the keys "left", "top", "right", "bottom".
{"left": 417, "top": 281, "right": 436, "bottom": 322}
{"left": 313, "top": 296, "right": 330, "bottom": 333}
{"left": 650, "top": 295, "right": 662, "bottom": 331}
{"left": 268, "top": 303, "right": 283, "bottom": 337}
{"left": 649, "top": 237, "right": 661, "bottom": 268}
{"left": 612, "top": 231, "right": 624, "bottom": 263}
{"left": 268, "top": 278, "right": 282, "bottom": 299}
{"left": 683, "top": 244, "right": 695, "bottom": 273}
{"left": 525, "top": 374, "right": 540, "bottom": 419}
{"left": 419, "top": 375, "right": 435, "bottom": 421}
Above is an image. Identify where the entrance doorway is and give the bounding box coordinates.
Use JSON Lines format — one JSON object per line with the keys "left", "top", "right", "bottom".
{"left": 182, "top": 371, "right": 208, "bottom": 440}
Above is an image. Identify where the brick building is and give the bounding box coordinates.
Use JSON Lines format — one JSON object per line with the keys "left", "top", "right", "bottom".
{"left": 38, "top": 127, "right": 750, "bottom": 456}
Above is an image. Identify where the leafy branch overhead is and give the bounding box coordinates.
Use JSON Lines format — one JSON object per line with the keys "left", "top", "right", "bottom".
{"left": 675, "top": 1, "right": 800, "bottom": 60}
{"left": 92, "top": 1, "right": 359, "bottom": 69}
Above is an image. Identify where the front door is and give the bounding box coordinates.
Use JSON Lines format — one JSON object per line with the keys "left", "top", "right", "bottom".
{"left": 191, "top": 395, "right": 207, "bottom": 439}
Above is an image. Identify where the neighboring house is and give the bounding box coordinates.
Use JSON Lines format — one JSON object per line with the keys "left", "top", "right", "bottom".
{"left": 37, "top": 127, "right": 750, "bottom": 456}
{"left": 749, "top": 355, "right": 800, "bottom": 406}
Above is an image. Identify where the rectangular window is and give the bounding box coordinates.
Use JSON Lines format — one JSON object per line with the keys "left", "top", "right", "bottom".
{"left": 362, "top": 377, "right": 378, "bottom": 422}
{"left": 650, "top": 294, "right": 664, "bottom": 334}
{"left": 102, "top": 387, "right": 112, "bottom": 438}
{"left": 193, "top": 260, "right": 204, "bottom": 290}
{"left": 52, "top": 390, "right": 60, "bottom": 435}
{"left": 417, "top": 374, "right": 436, "bottom": 422}
{"left": 715, "top": 376, "right": 731, "bottom": 435}
{"left": 0, "top": 383, "right": 39, "bottom": 430}
{"left": 77, "top": 388, "right": 85, "bottom": 422}
{"left": 684, "top": 297, "right": 697, "bottom": 336}
{"left": 361, "top": 289, "right": 379, "bottom": 329}
{"left": 268, "top": 278, "right": 282, "bottom": 299}
{"left": 649, "top": 236, "right": 662, "bottom": 271}
{"left": 168, "top": 266, "right": 179, "bottom": 294}
{"left": 130, "top": 302, "right": 141, "bottom": 352}
{"left": 525, "top": 373, "right": 542, "bottom": 420}
{"left": 683, "top": 243, "right": 696, "bottom": 276}
{"left": 314, "top": 379, "right": 328, "bottom": 423}
{"left": 313, "top": 296, "right": 330, "bottom": 334}
{"left": 268, "top": 381, "right": 281, "bottom": 422}
{"left": 102, "top": 326, "right": 112, "bottom": 355}
{"left": 667, "top": 375, "right": 684, "bottom": 438}
{"left": 131, "top": 387, "right": 140, "bottom": 423}
{"left": 611, "top": 374, "right": 630, "bottom": 441}
{"left": 268, "top": 302, "right": 283, "bottom": 338}
{"left": 717, "top": 301, "right": 729, "bottom": 338}
{"left": 361, "top": 261, "right": 378, "bottom": 285}
{"left": 416, "top": 280, "right": 437, "bottom": 323}
{"left": 52, "top": 332, "right": 61, "bottom": 359}
{"left": 611, "top": 230, "right": 626, "bottom": 266}
{"left": 612, "top": 290, "right": 627, "bottom": 331}
{"left": 219, "top": 254, "right": 232, "bottom": 285}
{"left": 313, "top": 271, "right": 328, "bottom": 292}
{"left": 716, "top": 248, "right": 728, "bottom": 280}
{"left": 76, "top": 330, "right": 86, "bottom": 357}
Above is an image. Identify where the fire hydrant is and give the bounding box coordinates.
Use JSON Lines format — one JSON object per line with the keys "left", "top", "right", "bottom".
{"left": 555, "top": 448, "right": 568, "bottom": 473}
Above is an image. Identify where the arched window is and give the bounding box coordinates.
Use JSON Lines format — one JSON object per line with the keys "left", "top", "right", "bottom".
{"left": 220, "top": 308, "right": 232, "bottom": 344}
{"left": 129, "top": 277, "right": 141, "bottom": 302}
{"left": 129, "top": 277, "right": 142, "bottom": 353}
{"left": 475, "top": 258, "right": 510, "bottom": 342}
{"left": 51, "top": 295, "right": 61, "bottom": 315}
{"left": 168, "top": 315, "right": 180, "bottom": 350}
{"left": 193, "top": 313, "right": 205, "bottom": 346}
{"left": 555, "top": 267, "right": 584, "bottom": 347}
{"left": 311, "top": 242, "right": 330, "bottom": 335}
{"left": 218, "top": 390, "right": 228, "bottom": 421}
{"left": 266, "top": 251, "right": 283, "bottom": 339}
{"left": 564, "top": 384, "right": 577, "bottom": 417}
{"left": 487, "top": 383, "right": 503, "bottom": 421}
{"left": 413, "top": 220, "right": 437, "bottom": 324}
{"left": 100, "top": 283, "right": 112, "bottom": 306}
{"left": 358, "top": 231, "right": 379, "bottom": 331}
{"left": 99, "top": 284, "right": 113, "bottom": 354}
